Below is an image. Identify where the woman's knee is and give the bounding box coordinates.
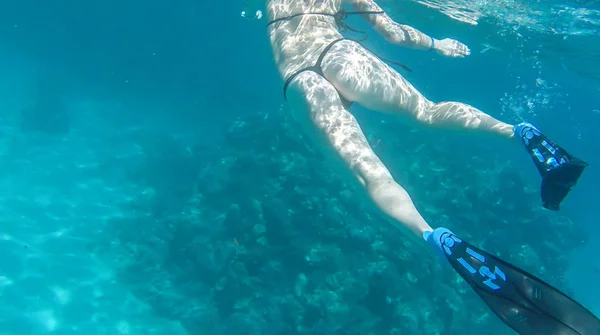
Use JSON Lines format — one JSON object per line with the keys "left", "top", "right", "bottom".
{"left": 355, "top": 160, "right": 394, "bottom": 189}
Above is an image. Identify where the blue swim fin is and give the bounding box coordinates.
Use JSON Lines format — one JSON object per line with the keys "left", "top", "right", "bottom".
{"left": 424, "top": 227, "right": 600, "bottom": 335}
{"left": 514, "top": 122, "right": 588, "bottom": 210}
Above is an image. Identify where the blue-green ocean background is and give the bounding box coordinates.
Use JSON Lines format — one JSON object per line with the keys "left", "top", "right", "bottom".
{"left": 0, "top": 0, "right": 599, "bottom": 334}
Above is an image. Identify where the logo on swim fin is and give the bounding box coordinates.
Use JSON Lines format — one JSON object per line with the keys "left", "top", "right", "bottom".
{"left": 441, "top": 233, "right": 507, "bottom": 291}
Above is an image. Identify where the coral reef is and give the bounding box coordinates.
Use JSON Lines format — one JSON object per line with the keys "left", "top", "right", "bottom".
{"left": 102, "top": 107, "right": 586, "bottom": 334}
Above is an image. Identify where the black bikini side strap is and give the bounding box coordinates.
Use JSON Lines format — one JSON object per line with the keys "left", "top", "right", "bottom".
{"left": 353, "top": 40, "right": 413, "bottom": 73}
{"left": 338, "top": 10, "right": 385, "bottom": 16}
{"left": 333, "top": 9, "right": 385, "bottom": 40}
{"left": 266, "top": 12, "right": 336, "bottom": 27}
{"left": 335, "top": 9, "right": 385, "bottom": 23}
{"left": 378, "top": 56, "right": 413, "bottom": 72}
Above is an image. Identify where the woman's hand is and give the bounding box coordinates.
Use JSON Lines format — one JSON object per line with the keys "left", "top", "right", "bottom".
{"left": 433, "top": 38, "right": 471, "bottom": 58}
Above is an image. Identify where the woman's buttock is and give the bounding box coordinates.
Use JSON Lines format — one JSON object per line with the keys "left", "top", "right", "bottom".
{"left": 319, "top": 39, "right": 426, "bottom": 118}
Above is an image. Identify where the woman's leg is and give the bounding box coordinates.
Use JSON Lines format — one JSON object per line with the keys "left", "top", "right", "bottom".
{"left": 319, "top": 40, "right": 587, "bottom": 210}
{"left": 286, "top": 70, "right": 432, "bottom": 237}
{"left": 321, "top": 40, "right": 515, "bottom": 138}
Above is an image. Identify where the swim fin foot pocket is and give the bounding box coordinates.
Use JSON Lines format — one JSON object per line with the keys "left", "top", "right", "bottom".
{"left": 424, "top": 228, "right": 600, "bottom": 335}
{"left": 514, "top": 122, "right": 588, "bottom": 210}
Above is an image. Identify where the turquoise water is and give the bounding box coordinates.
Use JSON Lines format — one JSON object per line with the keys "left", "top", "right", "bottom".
{"left": 0, "top": 0, "right": 599, "bottom": 334}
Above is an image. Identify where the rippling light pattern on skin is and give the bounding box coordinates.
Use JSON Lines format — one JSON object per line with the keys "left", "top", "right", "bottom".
{"left": 266, "top": 0, "right": 513, "bottom": 138}
{"left": 264, "top": 0, "right": 516, "bottom": 238}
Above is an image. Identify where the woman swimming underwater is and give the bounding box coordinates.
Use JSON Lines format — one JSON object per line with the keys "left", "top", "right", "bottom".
{"left": 243, "top": 0, "right": 597, "bottom": 333}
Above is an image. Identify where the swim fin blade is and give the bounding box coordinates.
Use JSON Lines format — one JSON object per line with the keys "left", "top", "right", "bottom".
{"left": 540, "top": 158, "right": 587, "bottom": 211}
{"left": 515, "top": 122, "right": 588, "bottom": 211}
{"left": 425, "top": 228, "right": 600, "bottom": 335}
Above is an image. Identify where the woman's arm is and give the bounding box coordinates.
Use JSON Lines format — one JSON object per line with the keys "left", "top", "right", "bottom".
{"left": 346, "top": 0, "right": 470, "bottom": 57}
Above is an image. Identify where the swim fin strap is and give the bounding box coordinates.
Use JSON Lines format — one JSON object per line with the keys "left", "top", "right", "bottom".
{"left": 427, "top": 228, "right": 600, "bottom": 335}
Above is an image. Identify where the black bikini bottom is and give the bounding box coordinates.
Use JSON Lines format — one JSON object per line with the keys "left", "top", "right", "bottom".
{"left": 282, "top": 38, "right": 411, "bottom": 109}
